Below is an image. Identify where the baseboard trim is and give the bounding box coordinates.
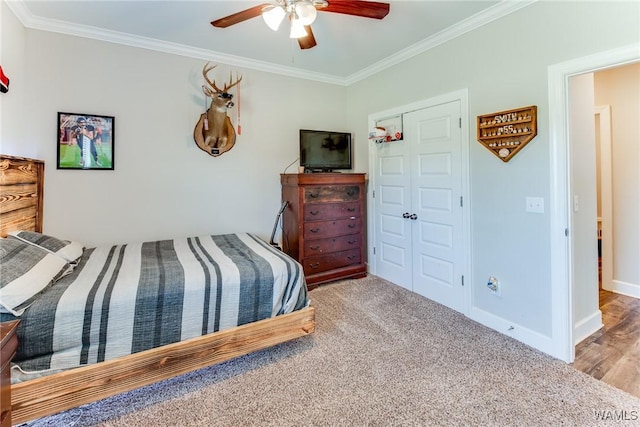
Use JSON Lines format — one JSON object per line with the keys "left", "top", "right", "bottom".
{"left": 469, "top": 306, "right": 557, "bottom": 359}
{"left": 603, "top": 280, "right": 640, "bottom": 299}
{"left": 573, "top": 310, "right": 603, "bottom": 345}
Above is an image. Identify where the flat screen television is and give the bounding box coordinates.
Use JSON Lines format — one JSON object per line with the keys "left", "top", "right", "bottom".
{"left": 299, "top": 129, "right": 352, "bottom": 172}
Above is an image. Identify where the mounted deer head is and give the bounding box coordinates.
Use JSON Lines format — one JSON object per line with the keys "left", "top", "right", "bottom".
{"left": 194, "top": 62, "right": 242, "bottom": 157}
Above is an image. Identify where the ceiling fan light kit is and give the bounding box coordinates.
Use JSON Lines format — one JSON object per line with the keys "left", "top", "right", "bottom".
{"left": 295, "top": 2, "right": 318, "bottom": 25}
{"left": 262, "top": 1, "right": 319, "bottom": 38}
{"left": 262, "top": 5, "right": 286, "bottom": 31}
{"left": 289, "top": 18, "right": 308, "bottom": 38}
{"left": 212, "top": 0, "right": 390, "bottom": 49}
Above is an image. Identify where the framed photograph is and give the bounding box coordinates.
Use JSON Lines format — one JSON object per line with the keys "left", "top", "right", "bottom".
{"left": 57, "top": 112, "right": 114, "bottom": 170}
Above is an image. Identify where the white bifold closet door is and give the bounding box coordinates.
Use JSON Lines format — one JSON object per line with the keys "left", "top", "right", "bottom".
{"left": 374, "top": 100, "right": 465, "bottom": 313}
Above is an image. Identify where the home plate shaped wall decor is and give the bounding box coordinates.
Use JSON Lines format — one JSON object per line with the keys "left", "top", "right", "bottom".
{"left": 477, "top": 105, "right": 537, "bottom": 162}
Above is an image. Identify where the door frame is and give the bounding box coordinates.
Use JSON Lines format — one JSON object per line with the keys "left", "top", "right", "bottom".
{"left": 367, "top": 88, "right": 471, "bottom": 315}
{"left": 548, "top": 43, "right": 639, "bottom": 362}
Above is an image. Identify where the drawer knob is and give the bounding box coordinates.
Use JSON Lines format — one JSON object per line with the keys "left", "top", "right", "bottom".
{"left": 309, "top": 192, "right": 319, "bottom": 198}
{"left": 310, "top": 210, "right": 320, "bottom": 215}
{"left": 348, "top": 224, "right": 356, "bottom": 229}
{"left": 346, "top": 207, "right": 356, "bottom": 212}
{"left": 309, "top": 262, "right": 320, "bottom": 269}
{"left": 348, "top": 240, "right": 356, "bottom": 245}
{"left": 347, "top": 255, "right": 356, "bottom": 260}
{"left": 310, "top": 228, "right": 320, "bottom": 233}
{"left": 310, "top": 245, "right": 320, "bottom": 250}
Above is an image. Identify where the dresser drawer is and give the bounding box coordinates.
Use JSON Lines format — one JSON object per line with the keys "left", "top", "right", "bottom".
{"left": 303, "top": 202, "right": 360, "bottom": 221}
{"left": 304, "top": 185, "right": 360, "bottom": 203}
{"left": 303, "top": 248, "right": 361, "bottom": 275}
{"left": 304, "top": 233, "right": 361, "bottom": 257}
{"left": 304, "top": 217, "right": 361, "bottom": 239}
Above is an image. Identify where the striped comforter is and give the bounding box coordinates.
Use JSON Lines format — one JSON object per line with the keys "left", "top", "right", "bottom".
{"left": 7, "top": 233, "right": 308, "bottom": 378}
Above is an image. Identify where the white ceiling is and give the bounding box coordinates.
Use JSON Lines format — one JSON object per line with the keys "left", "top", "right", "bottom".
{"left": 6, "top": 0, "right": 535, "bottom": 85}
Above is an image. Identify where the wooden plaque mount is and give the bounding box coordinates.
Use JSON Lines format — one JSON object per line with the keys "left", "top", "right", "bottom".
{"left": 477, "top": 105, "right": 537, "bottom": 162}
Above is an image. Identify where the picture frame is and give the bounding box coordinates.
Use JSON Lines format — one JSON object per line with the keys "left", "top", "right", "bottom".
{"left": 57, "top": 112, "right": 114, "bottom": 170}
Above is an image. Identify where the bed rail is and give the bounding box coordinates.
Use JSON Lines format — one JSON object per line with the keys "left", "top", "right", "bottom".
{"left": 11, "top": 306, "right": 315, "bottom": 424}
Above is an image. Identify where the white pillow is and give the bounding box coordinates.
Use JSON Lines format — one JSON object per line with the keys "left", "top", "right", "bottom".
{"left": 0, "top": 238, "right": 71, "bottom": 316}
{"left": 8, "top": 230, "right": 84, "bottom": 264}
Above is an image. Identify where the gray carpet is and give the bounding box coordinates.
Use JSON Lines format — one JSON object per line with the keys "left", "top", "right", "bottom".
{"left": 23, "top": 275, "right": 640, "bottom": 426}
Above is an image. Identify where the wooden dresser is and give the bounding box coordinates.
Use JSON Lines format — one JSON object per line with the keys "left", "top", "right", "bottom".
{"left": 281, "top": 173, "right": 367, "bottom": 288}
{"left": 1, "top": 321, "right": 19, "bottom": 427}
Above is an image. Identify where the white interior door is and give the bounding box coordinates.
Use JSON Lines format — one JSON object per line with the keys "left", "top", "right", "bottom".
{"left": 373, "top": 99, "right": 465, "bottom": 312}
{"left": 595, "top": 105, "right": 613, "bottom": 293}
{"left": 374, "top": 135, "right": 413, "bottom": 290}
{"left": 405, "top": 101, "right": 465, "bottom": 313}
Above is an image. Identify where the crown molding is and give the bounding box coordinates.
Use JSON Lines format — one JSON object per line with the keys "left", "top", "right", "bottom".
{"left": 3, "top": 0, "right": 345, "bottom": 85}
{"left": 345, "top": 0, "right": 537, "bottom": 85}
{"left": 5, "top": 0, "right": 536, "bottom": 87}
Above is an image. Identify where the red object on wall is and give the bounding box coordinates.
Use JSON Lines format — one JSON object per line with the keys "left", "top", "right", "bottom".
{"left": 0, "top": 66, "right": 10, "bottom": 93}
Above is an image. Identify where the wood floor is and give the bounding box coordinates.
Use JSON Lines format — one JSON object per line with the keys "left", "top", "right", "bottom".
{"left": 573, "top": 288, "right": 640, "bottom": 398}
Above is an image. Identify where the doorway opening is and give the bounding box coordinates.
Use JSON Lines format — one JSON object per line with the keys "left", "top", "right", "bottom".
{"left": 548, "top": 43, "right": 639, "bottom": 363}
{"left": 570, "top": 63, "right": 640, "bottom": 398}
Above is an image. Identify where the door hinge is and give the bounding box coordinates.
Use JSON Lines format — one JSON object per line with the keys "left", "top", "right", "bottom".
{"left": 565, "top": 228, "right": 569, "bottom": 237}
{"left": 459, "top": 117, "right": 462, "bottom": 128}
{"left": 460, "top": 196, "right": 463, "bottom": 207}
{"left": 373, "top": 247, "right": 376, "bottom": 255}
{"left": 372, "top": 190, "right": 375, "bottom": 198}
{"left": 461, "top": 275, "right": 465, "bottom": 286}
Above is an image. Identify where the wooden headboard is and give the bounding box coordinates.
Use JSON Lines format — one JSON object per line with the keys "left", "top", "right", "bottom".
{"left": 0, "top": 155, "right": 44, "bottom": 237}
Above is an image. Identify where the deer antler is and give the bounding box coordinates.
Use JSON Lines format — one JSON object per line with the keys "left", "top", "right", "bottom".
{"left": 202, "top": 62, "right": 242, "bottom": 96}
{"left": 202, "top": 62, "right": 223, "bottom": 96}
{"left": 223, "top": 71, "right": 243, "bottom": 92}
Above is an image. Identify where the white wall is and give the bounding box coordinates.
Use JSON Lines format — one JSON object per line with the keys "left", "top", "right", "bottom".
{"left": 595, "top": 63, "right": 640, "bottom": 296}
{"left": 346, "top": 1, "right": 639, "bottom": 342}
{"left": 1, "top": 16, "right": 347, "bottom": 247}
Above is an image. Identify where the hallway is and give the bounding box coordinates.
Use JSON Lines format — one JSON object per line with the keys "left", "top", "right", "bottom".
{"left": 573, "top": 289, "right": 640, "bottom": 398}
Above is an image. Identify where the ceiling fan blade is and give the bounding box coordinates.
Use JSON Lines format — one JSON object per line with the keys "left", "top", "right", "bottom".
{"left": 319, "top": 0, "right": 389, "bottom": 20}
{"left": 298, "top": 26, "right": 317, "bottom": 50}
{"left": 211, "top": 4, "right": 269, "bottom": 28}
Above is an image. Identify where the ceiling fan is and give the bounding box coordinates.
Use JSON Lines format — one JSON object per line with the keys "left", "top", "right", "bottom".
{"left": 211, "top": 0, "right": 390, "bottom": 50}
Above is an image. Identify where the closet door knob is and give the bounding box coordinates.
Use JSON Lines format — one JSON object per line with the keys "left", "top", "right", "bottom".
{"left": 402, "top": 212, "right": 411, "bottom": 218}
{"left": 409, "top": 213, "right": 418, "bottom": 220}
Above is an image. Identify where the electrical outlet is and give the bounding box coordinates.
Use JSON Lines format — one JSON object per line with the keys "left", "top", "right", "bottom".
{"left": 487, "top": 276, "right": 501, "bottom": 296}
{"left": 525, "top": 197, "right": 544, "bottom": 213}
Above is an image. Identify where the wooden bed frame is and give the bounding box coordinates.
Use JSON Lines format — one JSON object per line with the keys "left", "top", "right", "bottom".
{"left": 0, "top": 154, "right": 316, "bottom": 425}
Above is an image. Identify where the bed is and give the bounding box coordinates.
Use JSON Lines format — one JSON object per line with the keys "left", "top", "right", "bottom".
{"left": 0, "top": 154, "right": 315, "bottom": 425}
